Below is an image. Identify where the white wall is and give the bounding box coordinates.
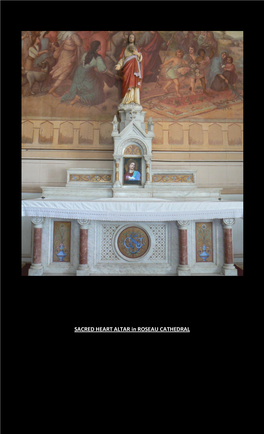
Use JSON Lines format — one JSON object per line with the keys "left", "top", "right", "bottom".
{"left": 22, "top": 159, "right": 243, "bottom": 193}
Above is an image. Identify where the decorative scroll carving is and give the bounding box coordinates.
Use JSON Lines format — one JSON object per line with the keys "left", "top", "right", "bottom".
{"left": 77, "top": 219, "right": 91, "bottom": 228}
{"left": 176, "top": 220, "right": 190, "bottom": 229}
{"left": 124, "top": 145, "right": 142, "bottom": 155}
{"left": 222, "top": 218, "right": 235, "bottom": 228}
{"left": 69, "top": 174, "right": 112, "bottom": 182}
{"left": 115, "top": 138, "right": 147, "bottom": 155}
{"left": 31, "top": 217, "right": 45, "bottom": 226}
{"left": 152, "top": 174, "right": 194, "bottom": 183}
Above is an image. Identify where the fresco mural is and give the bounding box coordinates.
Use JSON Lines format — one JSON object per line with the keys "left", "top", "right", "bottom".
{"left": 21, "top": 31, "right": 243, "bottom": 122}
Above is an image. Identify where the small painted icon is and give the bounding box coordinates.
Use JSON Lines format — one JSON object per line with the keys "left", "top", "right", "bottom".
{"left": 124, "top": 158, "right": 141, "bottom": 184}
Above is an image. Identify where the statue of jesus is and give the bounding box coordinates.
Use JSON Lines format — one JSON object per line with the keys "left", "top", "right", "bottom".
{"left": 115, "top": 33, "right": 143, "bottom": 105}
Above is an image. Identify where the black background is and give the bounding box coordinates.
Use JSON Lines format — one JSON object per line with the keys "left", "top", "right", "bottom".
{"left": 1, "top": 1, "right": 253, "bottom": 417}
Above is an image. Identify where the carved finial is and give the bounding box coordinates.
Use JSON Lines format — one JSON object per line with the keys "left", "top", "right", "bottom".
{"left": 147, "top": 117, "right": 154, "bottom": 132}
{"left": 112, "top": 115, "right": 118, "bottom": 132}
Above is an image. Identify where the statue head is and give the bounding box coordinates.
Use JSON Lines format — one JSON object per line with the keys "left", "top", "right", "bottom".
{"left": 127, "top": 33, "right": 136, "bottom": 45}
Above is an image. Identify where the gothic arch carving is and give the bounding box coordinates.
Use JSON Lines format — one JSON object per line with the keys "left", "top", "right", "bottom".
{"left": 116, "top": 138, "right": 149, "bottom": 156}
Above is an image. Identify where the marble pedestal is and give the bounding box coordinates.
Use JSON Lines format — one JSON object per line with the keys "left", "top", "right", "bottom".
{"left": 177, "top": 265, "right": 191, "bottom": 276}
{"left": 222, "top": 264, "right": 238, "bottom": 276}
{"left": 76, "top": 265, "right": 91, "bottom": 276}
{"left": 28, "top": 264, "right": 44, "bottom": 276}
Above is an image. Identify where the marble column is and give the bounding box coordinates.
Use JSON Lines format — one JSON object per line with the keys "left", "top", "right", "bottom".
{"left": 28, "top": 217, "right": 45, "bottom": 276}
{"left": 222, "top": 218, "right": 237, "bottom": 276}
{"left": 76, "top": 220, "right": 91, "bottom": 276}
{"left": 144, "top": 156, "right": 152, "bottom": 188}
{"left": 113, "top": 156, "right": 122, "bottom": 187}
{"left": 176, "top": 221, "right": 191, "bottom": 276}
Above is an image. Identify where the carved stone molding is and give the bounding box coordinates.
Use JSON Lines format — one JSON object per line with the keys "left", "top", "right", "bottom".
{"left": 116, "top": 138, "right": 148, "bottom": 156}
{"left": 77, "top": 219, "right": 91, "bottom": 229}
{"left": 31, "top": 217, "right": 45, "bottom": 227}
{"left": 222, "top": 218, "right": 235, "bottom": 228}
{"left": 176, "top": 220, "right": 191, "bottom": 229}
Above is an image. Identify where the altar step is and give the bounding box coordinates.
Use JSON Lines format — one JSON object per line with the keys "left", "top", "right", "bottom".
{"left": 21, "top": 262, "right": 241, "bottom": 276}
{"left": 21, "top": 262, "right": 31, "bottom": 276}
{"left": 234, "top": 263, "right": 243, "bottom": 276}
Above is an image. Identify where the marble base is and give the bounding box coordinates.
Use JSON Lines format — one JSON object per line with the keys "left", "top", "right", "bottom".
{"left": 76, "top": 266, "right": 91, "bottom": 276}
{"left": 118, "top": 104, "right": 146, "bottom": 132}
{"left": 28, "top": 264, "right": 44, "bottom": 276}
{"left": 177, "top": 265, "right": 191, "bottom": 276}
{"left": 222, "top": 264, "right": 238, "bottom": 276}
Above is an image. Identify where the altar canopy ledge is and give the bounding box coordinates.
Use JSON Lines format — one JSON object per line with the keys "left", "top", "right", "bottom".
{"left": 22, "top": 199, "right": 243, "bottom": 221}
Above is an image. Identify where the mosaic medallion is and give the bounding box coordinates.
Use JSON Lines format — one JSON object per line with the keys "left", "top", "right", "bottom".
{"left": 117, "top": 226, "right": 149, "bottom": 259}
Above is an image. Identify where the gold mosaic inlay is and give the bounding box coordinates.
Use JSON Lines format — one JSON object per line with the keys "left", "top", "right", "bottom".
{"left": 70, "top": 174, "right": 112, "bottom": 182}
{"left": 152, "top": 174, "right": 194, "bottom": 183}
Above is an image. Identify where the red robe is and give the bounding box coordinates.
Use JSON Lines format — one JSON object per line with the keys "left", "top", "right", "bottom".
{"left": 138, "top": 31, "right": 167, "bottom": 81}
{"left": 118, "top": 46, "right": 144, "bottom": 98}
{"left": 45, "top": 31, "right": 58, "bottom": 44}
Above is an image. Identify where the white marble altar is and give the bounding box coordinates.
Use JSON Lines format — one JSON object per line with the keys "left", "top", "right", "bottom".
{"left": 22, "top": 104, "right": 243, "bottom": 276}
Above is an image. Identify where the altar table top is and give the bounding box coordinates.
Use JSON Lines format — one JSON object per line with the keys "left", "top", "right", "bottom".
{"left": 21, "top": 198, "right": 243, "bottom": 222}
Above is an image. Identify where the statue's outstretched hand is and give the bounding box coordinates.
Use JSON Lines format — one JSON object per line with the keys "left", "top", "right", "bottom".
{"left": 115, "top": 64, "right": 121, "bottom": 71}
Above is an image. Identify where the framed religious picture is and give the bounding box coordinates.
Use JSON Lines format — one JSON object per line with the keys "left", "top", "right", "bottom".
{"left": 123, "top": 158, "right": 142, "bottom": 185}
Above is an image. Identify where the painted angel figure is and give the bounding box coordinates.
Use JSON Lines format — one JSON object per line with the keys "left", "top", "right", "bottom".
{"left": 115, "top": 33, "right": 143, "bottom": 105}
